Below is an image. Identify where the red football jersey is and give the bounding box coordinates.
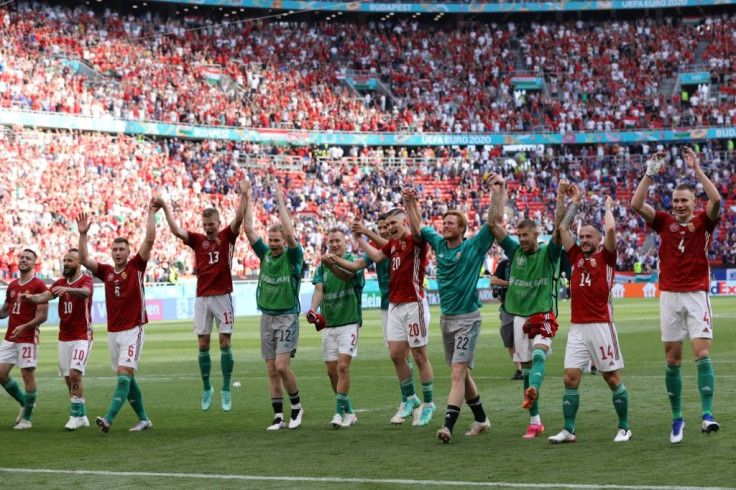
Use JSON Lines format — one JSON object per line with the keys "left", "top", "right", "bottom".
{"left": 186, "top": 227, "right": 236, "bottom": 297}
{"left": 569, "top": 244, "right": 616, "bottom": 324}
{"left": 52, "top": 273, "right": 94, "bottom": 342}
{"left": 650, "top": 210, "right": 717, "bottom": 292}
{"left": 95, "top": 253, "right": 148, "bottom": 332}
{"left": 4, "top": 277, "right": 48, "bottom": 344}
{"left": 380, "top": 234, "right": 428, "bottom": 303}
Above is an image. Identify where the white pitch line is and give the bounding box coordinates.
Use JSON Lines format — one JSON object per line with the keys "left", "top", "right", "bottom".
{"left": 0, "top": 468, "right": 733, "bottom": 490}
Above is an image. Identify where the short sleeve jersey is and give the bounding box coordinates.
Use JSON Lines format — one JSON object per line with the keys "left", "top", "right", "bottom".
{"left": 312, "top": 253, "right": 365, "bottom": 327}
{"left": 4, "top": 277, "right": 48, "bottom": 344}
{"left": 421, "top": 224, "right": 494, "bottom": 315}
{"left": 380, "top": 234, "right": 428, "bottom": 304}
{"left": 186, "top": 227, "right": 237, "bottom": 297}
{"left": 650, "top": 210, "right": 717, "bottom": 292}
{"left": 94, "top": 253, "right": 148, "bottom": 332}
{"left": 568, "top": 244, "right": 616, "bottom": 324}
{"left": 253, "top": 238, "right": 303, "bottom": 315}
{"left": 52, "top": 273, "right": 94, "bottom": 341}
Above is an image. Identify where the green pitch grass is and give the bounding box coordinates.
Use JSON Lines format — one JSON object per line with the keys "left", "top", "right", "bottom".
{"left": 1, "top": 298, "right": 734, "bottom": 488}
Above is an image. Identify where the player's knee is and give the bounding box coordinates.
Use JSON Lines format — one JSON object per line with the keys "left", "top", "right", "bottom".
{"left": 450, "top": 364, "right": 468, "bottom": 385}
{"left": 563, "top": 370, "right": 581, "bottom": 388}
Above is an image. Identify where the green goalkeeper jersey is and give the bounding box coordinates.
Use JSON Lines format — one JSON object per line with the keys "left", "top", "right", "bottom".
{"left": 253, "top": 238, "right": 303, "bottom": 315}
{"left": 362, "top": 253, "right": 390, "bottom": 311}
{"left": 499, "top": 235, "right": 561, "bottom": 317}
{"left": 313, "top": 253, "right": 365, "bottom": 327}
{"left": 421, "top": 224, "right": 494, "bottom": 315}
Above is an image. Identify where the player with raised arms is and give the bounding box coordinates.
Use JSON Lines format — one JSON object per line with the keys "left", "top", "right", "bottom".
{"left": 402, "top": 178, "right": 502, "bottom": 444}
{"left": 243, "top": 180, "right": 305, "bottom": 431}
{"left": 330, "top": 207, "right": 435, "bottom": 427}
{"left": 487, "top": 177, "right": 563, "bottom": 439}
{"left": 631, "top": 147, "right": 722, "bottom": 444}
{"left": 78, "top": 200, "right": 159, "bottom": 433}
{"left": 548, "top": 185, "right": 631, "bottom": 444}
{"left": 350, "top": 216, "right": 417, "bottom": 424}
{"left": 156, "top": 180, "right": 247, "bottom": 412}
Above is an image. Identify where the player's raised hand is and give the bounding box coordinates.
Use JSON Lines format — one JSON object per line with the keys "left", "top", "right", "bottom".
{"left": 153, "top": 196, "right": 167, "bottom": 209}
{"left": 401, "top": 187, "right": 417, "bottom": 203}
{"left": 568, "top": 184, "right": 583, "bottom": 204}
{"left": 487, "top": 172, "right": 505, "bottom": 188}
{"left": 682, "top": 146, "right": 699, "bottom": 170}
{"left": 77, "top": 212, "right": 91, "bottom": 234}
{"left": 242, "top": 179, "right": 252, "bottom": 200}
{"left": 557, "top": 179, "right": 570, "bottom": 197}
{"left": 149, "top": 198, "right": 162, "bottom": 212}
{"left": 604, "top": 195, "right": 614, "bottom": 210}
{"left": 350, "top": 220, "right": 366, "bottom": 235}
{"left": 274, "top": 181, "right": 284, "bottom": 203}
{"left": 645, "top": 151, "right": 667, "bottom": 178}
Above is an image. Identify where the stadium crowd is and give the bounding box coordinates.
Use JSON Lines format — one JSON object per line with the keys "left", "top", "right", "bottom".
{"left": 0, "top": 128, "right": 734, "bottom": 283}
{"left": 0, "top": 3, "right": 735, "bottom": 133}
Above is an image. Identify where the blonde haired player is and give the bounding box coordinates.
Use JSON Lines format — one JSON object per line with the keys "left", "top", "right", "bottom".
{"left": 631, "top": 147, "right": 722, "bottom": 444}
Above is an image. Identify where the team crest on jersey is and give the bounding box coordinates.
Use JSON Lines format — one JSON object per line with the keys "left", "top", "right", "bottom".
{"left": 107, "top": 274, "right": 114, "bottom": 281}
{"left": 401, "top": 241, "right": 406, "bottom": 251}
{"left": 516, "top": 255, "right": 526, "bottom": 267}
{"left": 202, "top": 241, "right": 210, "bottom": 249}
{"left": 687, "top": 223, "right": 695, "bottom": 232}
{"left": 215, "top": 237, "right": 221, "bottom": 245}
{"left": 577, "top": 259, "right": 584, "bottom": 268}
{"left": 391, "top": 246, "right": 396, "bottom": 254}
{"left": 669, "top": 223, "right": 679, "bottom": 232}
{"left": 121, "top": 272, "right": 128, "bottom": 280}
{"left": 9, "top": 290, "right": 15, "bottom": 298}
{"left": 456, "top": 252, "right": 461, "bottom": 259}
{"left": 589, "top": 258, "right": 597, "bottom": 268}
{"left": 438, "top": 253, "right": 444, "bottom": 258}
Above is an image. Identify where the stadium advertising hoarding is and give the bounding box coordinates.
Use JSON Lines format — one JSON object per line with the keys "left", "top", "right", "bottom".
{"left": 150, "top": 0, "right": 733, "bottom": 14}
{"left": 2, "top": 279, "right": 735, "bottom": 326}
{"left": 1, "top": 109, "right": 735, "bottom": 146}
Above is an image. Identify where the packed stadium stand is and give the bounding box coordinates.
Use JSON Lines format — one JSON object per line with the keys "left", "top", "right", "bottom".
{"left": 0, "top": 0, "right": 734, "bottom": 282}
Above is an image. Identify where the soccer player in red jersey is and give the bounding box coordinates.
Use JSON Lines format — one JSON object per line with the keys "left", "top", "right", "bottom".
{"left": 548, "top": 185, "right": 631, "bottom": 444}
{"left": 631, "top": 146, "right": 722, "bottom": 444}
{"left": 0, "top": 249, "right": 48, "bottom": 429}
{"left": 78, "top": 199, "right": 160, "bottom": 433}
{"left": 332, "top": 207, "right": 435, "bottom": 426}
{"left": 157, "top": 181, "right": 247, "bottom": 413}
{"left": 22, "top": 248, "right": 94, "bottom": 431}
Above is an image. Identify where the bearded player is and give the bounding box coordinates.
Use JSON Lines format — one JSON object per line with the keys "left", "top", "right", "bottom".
{"left": 548, "top": 186, "right": 631, "bottom": 444}
{"left": 21, "top": 249, "right": 94, "bottom": 431}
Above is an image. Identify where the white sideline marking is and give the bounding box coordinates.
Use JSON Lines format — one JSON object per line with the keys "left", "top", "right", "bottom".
{"left": 0, "top": 468, "right": 732, "bottom": 489}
